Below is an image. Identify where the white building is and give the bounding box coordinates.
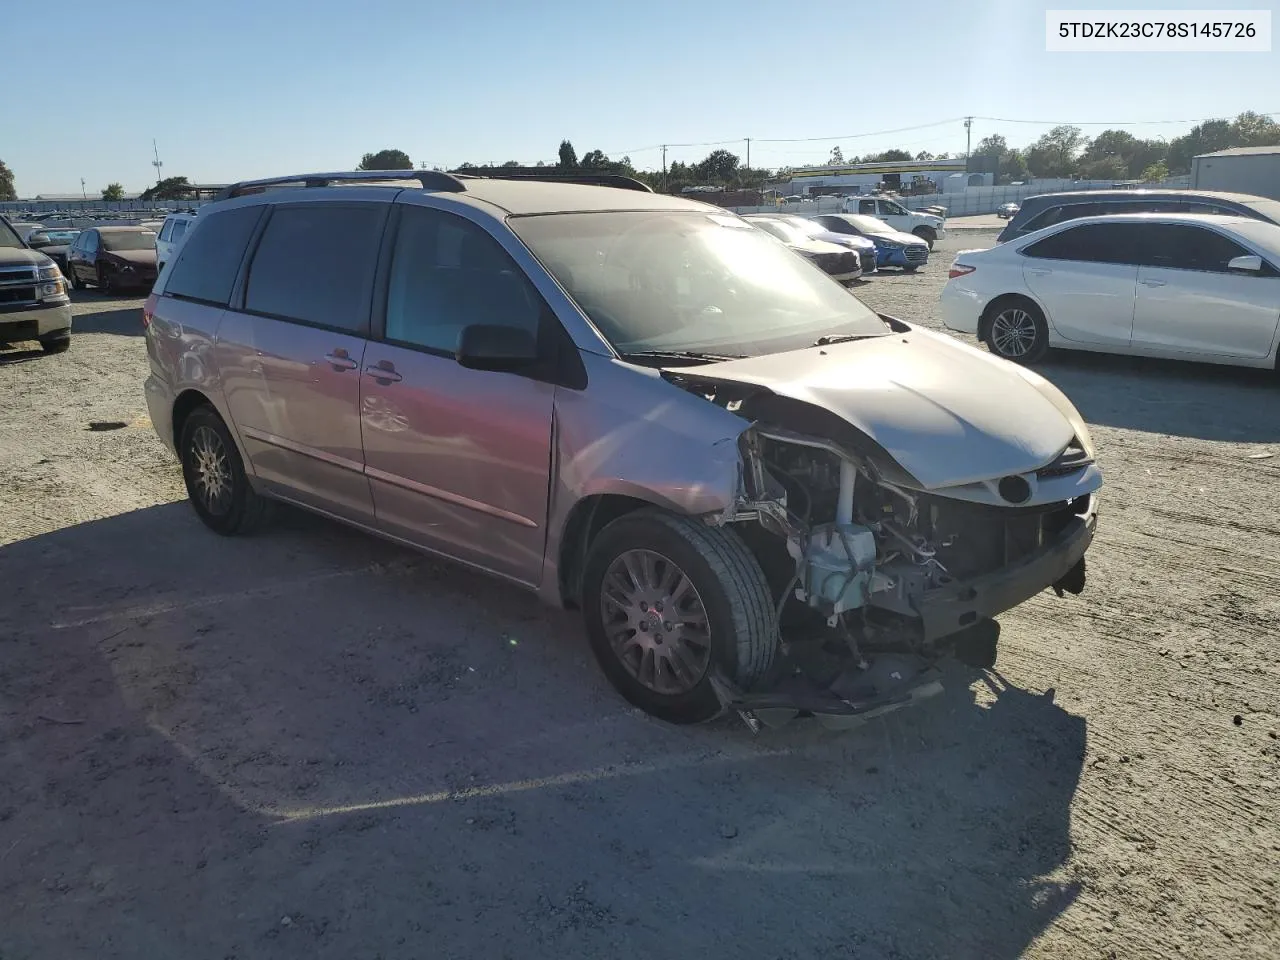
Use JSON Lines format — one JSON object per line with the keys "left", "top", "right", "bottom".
{"left": 769, "top": 158, "right": 983, "bottom": 197}
{"left": 1191, "top": 145, "right": 1280, "bottom": 201}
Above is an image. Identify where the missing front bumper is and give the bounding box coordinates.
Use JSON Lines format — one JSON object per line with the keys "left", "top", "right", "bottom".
{"left": 710, "top": 654, "right": 944, "bottom": 733}
{"left": 912, "top": 514, "right": 1096, "bottom": 643}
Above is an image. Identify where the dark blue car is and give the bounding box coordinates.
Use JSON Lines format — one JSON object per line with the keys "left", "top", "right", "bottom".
{"left": 814, "top": 213, "right": 930, "bottom": 272}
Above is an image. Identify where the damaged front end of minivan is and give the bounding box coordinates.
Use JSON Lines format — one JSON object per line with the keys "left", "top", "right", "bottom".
{"left": 659, "top": 333, "right": 1100, "bottom": 732}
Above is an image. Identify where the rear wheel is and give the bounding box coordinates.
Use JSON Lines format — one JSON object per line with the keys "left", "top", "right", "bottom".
{"left": 581, "top": 508, "right": 777, "bottom": 724}
{"left": 983, "top": 298, "right": 1049, "bottom": 364}
{"left": 179, "top": 405, "right": 271, "bottom": 536}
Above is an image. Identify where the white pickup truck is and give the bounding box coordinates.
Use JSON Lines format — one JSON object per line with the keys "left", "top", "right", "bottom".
{"left": 841, "top": 195, "right": 946, "bottom": 248}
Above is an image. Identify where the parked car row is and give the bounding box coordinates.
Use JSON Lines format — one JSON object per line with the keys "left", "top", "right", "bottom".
{"left": 743, "top": 213, "right": 931, "bottom": 279}
{"left": 941, "top": 193, "right": 1280, "bottom": 373}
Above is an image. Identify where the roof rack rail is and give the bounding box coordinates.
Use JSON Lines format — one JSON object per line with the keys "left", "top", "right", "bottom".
{"left": 469, "top": 172, "right": 653, "bottom": 193}
{"left": 213, "top": 170, "right": 466, "bottom": 201}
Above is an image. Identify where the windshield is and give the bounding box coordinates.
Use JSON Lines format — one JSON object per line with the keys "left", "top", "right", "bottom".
{"left": 747, "top": 218, "right": 802, "bottom": 243}
{"left": 511, "top": 211, "right": 888, "bottom": 357}
{"left": 1242, "top": 197, "right": 1280, "bottom": 224}
{"left": 101, "top": 231, "right": 157, "bottom": 252}
{"left": 0, "top": 219, "right": 23, "bottom": 249}
{"left": 838, "top": 214, "right": 894, "bottom": 235}
{"left": 777, "top": 216, "right": 826, "bottom": 238}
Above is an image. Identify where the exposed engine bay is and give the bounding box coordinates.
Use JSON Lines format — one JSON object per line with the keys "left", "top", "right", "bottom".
{"left": 661, "top": 364, "right": 1100, "bottom": 732}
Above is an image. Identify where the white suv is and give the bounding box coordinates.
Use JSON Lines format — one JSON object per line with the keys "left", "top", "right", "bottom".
{"left": 155, "top": 212, "right": 195, "bottom": 273}
{"left": 841, "top": 195, "right": 946, "bottom": 248}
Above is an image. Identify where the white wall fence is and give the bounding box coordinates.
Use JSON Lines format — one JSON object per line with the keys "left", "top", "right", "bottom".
{"left": 1, "top": 199, "right": 207, "bottom": 217}
{"left": 732, "top": 176, "right": 1193, "bottom": 218}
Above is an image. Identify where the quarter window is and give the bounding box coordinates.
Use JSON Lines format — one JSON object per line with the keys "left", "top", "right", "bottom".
{"left": 166, "top": 206, "right": 263, "bottom": 306}
{"left": 383, "top": 207, "right": 542, "bottom": 355}
{"left": 245, "top": 204, "right": 385, "bottom": 332}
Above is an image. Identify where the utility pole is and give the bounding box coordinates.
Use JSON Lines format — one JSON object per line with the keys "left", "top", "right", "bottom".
{"left": 80, "top": 178, "right": 86, "bottom": 201}
{"left": 964, "top": 117, "right": 973, "bottom": 167}
{"left": 661, "top": 145, "right": 668, "bottom": 192}
{"left": 745, "top": 138, "right": 751, "bottom": 170}
{"left": 151, "top": 139, "right": 164, "bottom": 185}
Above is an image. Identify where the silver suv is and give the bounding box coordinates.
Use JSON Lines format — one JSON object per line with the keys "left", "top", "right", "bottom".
{"left": 144, "top": 170, "right": 1102, "bottom": 728}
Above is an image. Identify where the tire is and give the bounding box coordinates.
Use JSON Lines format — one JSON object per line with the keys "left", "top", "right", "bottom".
{"left": 97, "top": 265, "right": 113, "bottom": 295}
{"left": 912, "top": 226, "right": 936, "bottom": 249}
{"left": 68, "top": 265, "right": 83, "bottom": 291}
{"left": 902, "top": 265, "right": 919, "bottom": 273}
{"left": 581, "top": 508, "right": 777, "bottom": 724}
{"left": 982, "top": 297, "right": 1050, "bottom": 364}
{"left": 179, "top": 405, "right": 271, "bottom": 536}
{"left": 39, "top": 334, "right": 71, "bottom": 354}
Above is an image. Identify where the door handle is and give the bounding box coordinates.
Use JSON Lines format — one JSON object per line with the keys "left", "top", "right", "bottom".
{"left": 324, "top": 350, "right": 359, "bottom": 371}
{"left": 1140, "top": 278, "right": 1167, "bottom": 287}
{"left": 365, "top": 361, "right": 402, "bottom": 384}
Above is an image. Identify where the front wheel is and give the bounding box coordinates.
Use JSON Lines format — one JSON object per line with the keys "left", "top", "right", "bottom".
{"left": 39, "top": 334, "right": 71, "bottom": 354}
{"left": 902, "top": 265, "right": 919, "bottom": 273}
{"left": 912, "top": 226, "right": 936, "bottom": 249}
{"left": 179, "top": 405, "right": 271, "bottom": 535}
{"left": 96, "top": 265, "right": 113, "bottom": 295}
{"left": 983, "top": 298, "right": 1050, "bottom": 364}
{"left": 581, "top": 509, "right": 777, "bottom": 724}
{"left": 67, "top": 265, "right": 83, "bottom": 290}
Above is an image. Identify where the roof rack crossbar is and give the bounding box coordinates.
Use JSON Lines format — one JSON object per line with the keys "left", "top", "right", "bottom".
{"left": 468, "top": 172, "right": 654, "bottom": 193}
{"left": 213, "top": 170, "right": 467, "bottom": 201}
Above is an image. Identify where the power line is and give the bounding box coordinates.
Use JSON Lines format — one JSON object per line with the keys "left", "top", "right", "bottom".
{"left": 974, "top": 111, "right": 1280, "bottom": 126}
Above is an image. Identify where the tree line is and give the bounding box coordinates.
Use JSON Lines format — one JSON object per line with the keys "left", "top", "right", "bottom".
{"left": 2, "top": 111, "right": 1275, "bottom": 203}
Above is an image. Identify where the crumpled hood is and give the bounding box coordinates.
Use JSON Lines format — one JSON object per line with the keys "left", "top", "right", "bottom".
{"left": 665, "top": 328, "right": 1077, "bottom": 489}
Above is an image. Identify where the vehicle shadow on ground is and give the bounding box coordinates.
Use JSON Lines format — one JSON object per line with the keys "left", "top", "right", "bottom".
{"left": 72, "top": 304, "right": 147, "bottom": 337}
{"left": 0, "top": 502, "right": 1086, "bottom": 960}
{"left": 1036, "top": 350, "right": 1280, "bottom": 443}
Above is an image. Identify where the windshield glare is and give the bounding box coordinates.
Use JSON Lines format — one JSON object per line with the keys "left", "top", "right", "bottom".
{"left": 512, "top": 211, "right": 888, "bottom": 356}
{"left": 101, "top": 231, "right": 157, "bottom": 252}
{"left": 0, "top": 220, "right": 23, "bottom": 249}
{"left": 841, "top": 214, "right": 893, "bottom": 235}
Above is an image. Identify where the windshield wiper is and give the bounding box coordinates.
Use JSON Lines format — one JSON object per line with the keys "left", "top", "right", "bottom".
{"left": 620, "top": 349, "right": 745, "bottom": 365}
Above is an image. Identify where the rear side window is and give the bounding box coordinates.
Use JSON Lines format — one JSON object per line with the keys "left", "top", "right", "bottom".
{"left": 1023, "top": 222, "right": 1146, "bottom": 264}
{"left": 158, "top": 220, "right": 174, "bottom": 242}
{"left": 245, "top": 204, "right": 385, "bottom": 332}
{"left": 171, "top": 220, "right": 189, "bottom": 242}
{"left": 165, "top": 206, "right": 262, "bottom": 306}
{"left": 858, "top": 199, "right": 876, "bottom": 215}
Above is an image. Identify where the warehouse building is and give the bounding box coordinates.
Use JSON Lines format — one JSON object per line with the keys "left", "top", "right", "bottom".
{"left": 768, "top": 158, "right": 983, "bottom": 198}
{"left": 1191, "top": 145, "right": 1280, "bottom": 201}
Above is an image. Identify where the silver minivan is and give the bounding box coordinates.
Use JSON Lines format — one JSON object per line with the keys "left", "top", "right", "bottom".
{"left": 144, "top": 170, "right": 1101, "bottom": 727}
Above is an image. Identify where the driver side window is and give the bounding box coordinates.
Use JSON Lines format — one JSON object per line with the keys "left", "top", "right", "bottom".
{"left": 384, "top": 207, "right": 542, "bottom": 355}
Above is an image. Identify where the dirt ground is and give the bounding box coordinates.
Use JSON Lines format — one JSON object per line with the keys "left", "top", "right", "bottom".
{"left": 1, "top": 237, "right": 1277, "bottom": 960}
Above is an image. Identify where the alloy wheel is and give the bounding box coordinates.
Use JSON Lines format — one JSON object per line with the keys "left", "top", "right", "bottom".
{"left": 599, "top": 549, "right": 712, "bottom": 695}
{"left": 991, "top": 307, "right": 1038, "bottom": 358}
{"left": 190, "top": 425, "right": 232, "bottom": 516}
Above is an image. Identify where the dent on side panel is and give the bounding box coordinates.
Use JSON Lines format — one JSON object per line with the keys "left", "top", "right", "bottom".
{"left": 538, "top": 353, "right": 750, "bottom": 603}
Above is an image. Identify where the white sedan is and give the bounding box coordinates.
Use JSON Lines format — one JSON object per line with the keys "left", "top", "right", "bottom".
{"left": 940, "top": 213, "right": 1280, "bottom": 370}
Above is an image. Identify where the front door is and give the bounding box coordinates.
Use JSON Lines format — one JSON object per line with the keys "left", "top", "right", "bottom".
{"left": 1020, "top": 222, "right": 1140, "bottom": 347}
{"left": 1131, "top": 223, "right": 1280, "bottom": 360}
{"left": 215, "top": 201, "right": 387, "bottom": 523}
{"left": 361, "top": 203, "right": 555, "bottom": 585}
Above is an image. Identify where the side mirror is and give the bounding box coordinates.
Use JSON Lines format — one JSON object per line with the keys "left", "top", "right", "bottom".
{"left": 456, "top": 323, "right": 538, "bottom": 373}
{"left": 1227, "top": 254, "right": 1263, "bottom": 273}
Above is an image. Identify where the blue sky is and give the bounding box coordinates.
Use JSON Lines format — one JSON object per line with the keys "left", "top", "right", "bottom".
{"left": 4, "top": 0, "right": 1276, "bottom": 196}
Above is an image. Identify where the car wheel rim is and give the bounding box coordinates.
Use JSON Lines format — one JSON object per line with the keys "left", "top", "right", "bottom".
{"left": 991, "top": 308, "right": 1038, "bottom": 357}
{"left": 190, "top": 425, "right": 232, "bottom": 515}
{"left": 600, "top": 549, "right": 711, "bottom": 696}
